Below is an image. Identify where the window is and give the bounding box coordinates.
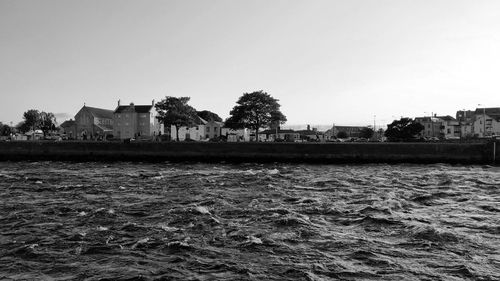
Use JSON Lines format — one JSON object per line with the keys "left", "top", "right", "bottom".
{"left": 207, "top": 127, "right": 210, "bottom": 132}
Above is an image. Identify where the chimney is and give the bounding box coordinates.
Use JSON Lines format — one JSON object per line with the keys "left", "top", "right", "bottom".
{"left": 307, "top": 124, "right": 310, "bottom": 131}
{"left": 118, "top": 99, "right": 121, "bottom": 106}
{"left": 152, "top": 99, "right": 155, "bottom": 106}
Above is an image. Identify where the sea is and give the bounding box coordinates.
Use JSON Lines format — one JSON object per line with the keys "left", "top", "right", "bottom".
{"left": 0, "top": 162, "right": 499, "bottom": 281}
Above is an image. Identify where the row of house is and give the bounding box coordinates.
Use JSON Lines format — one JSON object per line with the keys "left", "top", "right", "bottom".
{"left": 59, "top": 101, "right": 251, "bottom": 141}
{"left": 413, "top": 107, "right": 500, "bottom": 139}
{"left": 58, "top": 101, "right": 330, "bottom": 142}
{"left": 60, "top": 101, "right": 160, "bottom": 140}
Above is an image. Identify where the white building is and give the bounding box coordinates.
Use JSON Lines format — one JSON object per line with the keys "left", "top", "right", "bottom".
{"left": 473, "top": 108, "right": 500, "bottom": 137}
{"left": 221, "top": 128, "right": 251, "bottom": 142}
{"left": 169, "top": 117, "right": 208, "bottom": 141}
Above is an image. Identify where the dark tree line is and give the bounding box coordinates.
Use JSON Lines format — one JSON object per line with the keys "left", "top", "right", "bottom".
{"left": 384, "top": 118, "right": 424, "bottom": 142}
{"left": 15, "top": 109, "right": 57, "bottom": 136}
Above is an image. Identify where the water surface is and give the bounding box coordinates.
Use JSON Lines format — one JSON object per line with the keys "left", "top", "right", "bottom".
{"left": 0, "top": 162, "right": 499, "bottom": 280}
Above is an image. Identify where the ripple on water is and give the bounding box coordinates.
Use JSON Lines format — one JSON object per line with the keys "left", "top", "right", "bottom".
{"left": 0, "top": 162, "right": 499, "bottom": 280}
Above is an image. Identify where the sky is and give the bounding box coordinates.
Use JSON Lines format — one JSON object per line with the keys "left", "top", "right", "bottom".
{"left": 1, "top": 0, "right": 500, "bottom": 128}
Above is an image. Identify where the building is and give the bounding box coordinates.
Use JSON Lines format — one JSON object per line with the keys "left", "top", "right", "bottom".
{"left": 74, "top": 105, "right": 114, "bottom": 140}
{"left": 415, "top": 115, "right": 460, "bottom": 139}
{"left": 331, "top": 125, "right": 366, "bottom": 138}
{"left": 437, "top": 115, "right": 460, "bottom": 139}
{"left": 170, "top": 116, "right": 208, "bottom": 141}
{"left": 60, "top": 119, "right": 77, "bottom": 139}
{"left": 220, "top": 128, "right": 250, "bottom": 142}
{"left": 456, "top": 110, "right": 475, "bottom": 138}
{"left": 472, "top": 107, "right": 500, "bottom": 137}
{"left": 205, "top": 120, "right": 224, "bottom": 140}
{"left": 259, "top": 128, "right": 300, "bottom": 142}
{"left": 295, "top": 125, "right": 325, "bottom": 142}
{"left": 414, "top": 116, "right": 441, "bottom": 138}
{"left": 113, "top": 101, "right": 162, "bottom": 139}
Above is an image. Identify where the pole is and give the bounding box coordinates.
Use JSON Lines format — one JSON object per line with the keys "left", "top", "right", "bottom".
{"left": 373, "top": 115, "right": 376, "bottom": 139}
{"left": 483, "top": 107, "right": 486, "bottom": 137}
{"left": 494, "top": 141, "right": 496, "bottom": 164}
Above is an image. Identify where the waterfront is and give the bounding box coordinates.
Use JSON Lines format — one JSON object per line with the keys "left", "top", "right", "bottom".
{"left": 0, "top": 162, "right": 499, "bottom": 280}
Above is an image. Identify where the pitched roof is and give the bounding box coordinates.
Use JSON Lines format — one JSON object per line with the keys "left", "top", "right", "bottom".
{"left": 94, "top": 123, "right": 113, "bottom": 132}
{"left": 295, "top": 129, "right": 323, "bottom": 135}
{"left": 475, "top": 107, "right": 500, "bottom": 117}
{"left": 260, "top": 129, "right": 296, "bottom": 134}
{"left": 84, "top": 106, "right": 114, "bottom": 119}
{"left": 436, "top": 115, "right": 456, "bottom": 121}
{"left": 114, "top": 105, "right": 153, "bottom": 114}
{"left": 60, "top": 120, "right": 75, "bottom": 128}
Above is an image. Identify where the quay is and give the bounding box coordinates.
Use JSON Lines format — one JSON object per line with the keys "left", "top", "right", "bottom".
{"left": 0, "top": 141, "right": 498, "bottom": 165}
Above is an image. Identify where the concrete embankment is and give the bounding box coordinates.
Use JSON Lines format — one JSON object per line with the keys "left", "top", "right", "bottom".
{"left": 0, "top": 141, "right": 498, "bottom": 164}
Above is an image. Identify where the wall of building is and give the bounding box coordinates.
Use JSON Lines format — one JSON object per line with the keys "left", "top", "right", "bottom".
{"left": 205, "top": 121, "right": 223, "bottom": 139}
{"left": 472, "top": 115, "right": 498, "bottom": 137}
{"left": 171, "top": 125, "right": 206, "bottom": 141}
{"left": 74, "top": 109, "right": 94, "bottom": 139}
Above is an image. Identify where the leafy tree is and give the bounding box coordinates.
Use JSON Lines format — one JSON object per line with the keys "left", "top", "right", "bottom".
{"left": 39, "top": 112, "right": 57, "bottom": 136}
{"left": 384, "top": 118, "right": 424, "bottom": 142}
{"left": 155, "top": 96, "right": 199, "bottom": 141}
{"left": 16, "top": 121, "right": 30, "bottom": 134}
{"left": 359, "top": 127, "right": 374, "bottom": 139}
{"left": 337, "top": 131, "right": 348, "bottom": 139}
{"left": 23, "top": 109, "right": 41, "bottom": 131}
{"left": 225, "top": 91, "right": 287, "bottom": 141}
{"left": 0, "top": 123, "right": 12, "bottom": 136}
{"left": 197, "top": 110, "right": 222, "bottom": 122}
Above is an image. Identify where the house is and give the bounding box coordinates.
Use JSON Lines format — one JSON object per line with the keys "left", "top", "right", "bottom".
{"left": 259, "top": 128, "right": 300, "bottom": 142}
{"left": 170, "top": 116, "right": 208, "bottom": 141}
{"left": 415, "top": 116, "right": 443, "bottom": 138}
{"left": 74, "top": 105, "right": 114, "bottom": 140}
{"left": 436, "top": 115, "right": 460, "bottom": 139}
{"left": 331, "top": 125, "right": 366, "bottom": 138}
{"left": 415, "top": 115, "right": 460, "bottom": 139}
{"left": 113, "top": 101, "right": 162, "bottom": 139}
{"left": 295, "top": 125, "right": 325, "bottom": 142}
{"left": 220, "top": 128, "right": 250, "bottom": 142}
{"left": 472, "top": 107, "right": 500, "bottom": 137}
{"left": 456, "top": 110, "right": 475, "bottom": 138}
{"left": 60, "top": 119, "right": 77, "bottom": 139}
{"left": 205, "top": 120, "right": 224, "bottom": 140}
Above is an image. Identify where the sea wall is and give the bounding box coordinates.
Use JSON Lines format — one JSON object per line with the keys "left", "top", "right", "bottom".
{"left": 0, "top": 141, "right": 498, "bottom": 164}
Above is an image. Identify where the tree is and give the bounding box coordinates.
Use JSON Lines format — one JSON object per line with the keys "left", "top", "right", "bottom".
{"left": 39, "top": 112, "right": 57, "bottom": 136}
{"left": 23, "top": 109, "right": 41, "bottom": 131}
{"left": 155, "top": 96, "right": 199, "bottom": 141}
{"left": 337, "top": 131, "right": 348, "bottom": 139}
{"left": 197, "top": 110, "right": 222, "bottom": 122}
{"left": 16, "top": 121, "right": 30, "bottom": 134}
{"left": 0, "top": 123, "right": 12, "bottom": 136}
{"left": 225, "top": 91, "right": 287, "bottom": 141}
{"left": 359, "top": 127, "right": 374, "bottom": 139}
{"left": 384, "top": 118, "right": 424, "bottom": 142}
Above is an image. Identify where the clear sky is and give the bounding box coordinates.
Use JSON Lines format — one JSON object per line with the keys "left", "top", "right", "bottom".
{"left": 1, "top": 0, "right": 499, "bottom": 128}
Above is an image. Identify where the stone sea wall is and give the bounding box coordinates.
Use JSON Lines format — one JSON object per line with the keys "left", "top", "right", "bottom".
{"left": 0, "top": 141, "right": 498, "bottom": 164}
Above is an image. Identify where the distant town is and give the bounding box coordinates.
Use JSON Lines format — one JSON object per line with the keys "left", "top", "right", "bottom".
{"left": 0, "top": 93, "right": 499, "bottom": 143}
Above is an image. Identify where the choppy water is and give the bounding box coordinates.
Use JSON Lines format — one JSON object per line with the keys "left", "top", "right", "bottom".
{"left": 0, "top": 162, "right": 499, "bottom": 281}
